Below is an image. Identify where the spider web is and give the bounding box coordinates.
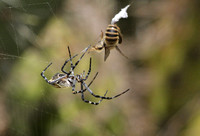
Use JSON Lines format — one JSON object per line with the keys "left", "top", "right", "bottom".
{"left": 0, "top": 1, "right": 131, "bottom": 136}
{"left": 0, "top": 1, "right": 92, "bottom": 136}
{"left": 2, "top": 1, "right": 199, "bottom": 136}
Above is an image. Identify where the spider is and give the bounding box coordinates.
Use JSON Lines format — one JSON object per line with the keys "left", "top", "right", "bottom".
{"left": 41, "top": 45, "right": 130, "bottom": 105}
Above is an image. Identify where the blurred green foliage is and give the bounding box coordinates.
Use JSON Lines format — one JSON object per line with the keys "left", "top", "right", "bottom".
{"left": 0, "top": 0, "right": 200, "bottom": 136}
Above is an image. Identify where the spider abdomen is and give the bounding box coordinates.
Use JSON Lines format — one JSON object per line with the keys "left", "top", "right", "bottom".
{"left": 56, "top": 78, "right": 71, "bottom": 88}
{"left": 49, "top": 73, "right": 71, "bottom": 88}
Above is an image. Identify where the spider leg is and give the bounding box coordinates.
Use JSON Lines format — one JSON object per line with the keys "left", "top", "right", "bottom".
{"left": 41, "top": 62, "right": 67, "bottom": 85}
{"left": 73, "top": 57, "right": 92, "bottom": 94}
{"left": 61, "top": 45, "right": 91, "bottom": 75}
{"left": 72, "top": 72, "right": 98, "bottom": 94}
{"left": 82, "top": 82, "right": 130, "bottom": 100}
{"left": 69, "top": 77, "right": 78, "bottom": 94}
{"left": 41, "top": 62, "right": 53, "bottom": 83}
{"left": 64, "top": 45, "right": 92, "bottom": 93}
{"left": 81, "top": 84, "right": 108, "bottom": 105}
{"left": 61, "top": 53, "right": 78, "bottom": 75}
{"left": 72, "top": 45, "right": 91, "bottom": 71}
{"left": 67, "top": 46, "right": 76, "bottom": 73}
{"left": 84, "top": 57, "right": 92, "bottom": 80}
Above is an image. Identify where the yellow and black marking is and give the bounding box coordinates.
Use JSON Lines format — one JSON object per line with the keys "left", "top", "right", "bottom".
{"left": 105, "top": 24, "right": 122, "bottom": 46}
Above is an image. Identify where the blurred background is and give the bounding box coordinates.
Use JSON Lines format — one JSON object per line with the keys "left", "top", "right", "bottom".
{"left": 0, "top": 0, "right": 200, "bottom": 136}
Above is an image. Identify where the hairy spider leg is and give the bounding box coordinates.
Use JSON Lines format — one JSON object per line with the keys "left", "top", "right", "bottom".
{"left": 82, "top": 82, "right": 130, "bottom": 100}
{"left": 41, "top": 62, "right": 67, "bottom": 85}
{"left": 81, "top": 83, "right": 108, "bottom": 105}
{"left": 72, "top": 72, "right": 99, "bottom": 94}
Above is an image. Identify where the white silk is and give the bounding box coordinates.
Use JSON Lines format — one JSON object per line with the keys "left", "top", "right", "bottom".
{"left": 111, "top": 4, "right": 130, "bottom": 24}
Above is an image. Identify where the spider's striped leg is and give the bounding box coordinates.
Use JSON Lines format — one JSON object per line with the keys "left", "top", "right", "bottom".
{"left": 41, "top": 62, "right": 54, "bottom": 84}
{"left": 67, "top": 46, "right": 75, "bottom": 72}
{"left": 82, "top": 82, "right": 130, "bottom": 100}
{"left": 62, "top": 45, "right": 91, "bottom": 74}
{"left": 73, "top": 72, "right": 98, "bottom": 94}
{"left": 41, "top": 62, "right": 67, "bottom": 85}
{"left": 84, "top": 57, "right": 92, "bottom": 80}
{"left": 72, "top": 45, "right": 91, "bottom": 71}
{"left": 81, "top": 84, "right": 108, "bottom": 105}
{"left": 61, "top": 53, "right": 78, "bottom": 75}
{"left": 69, "top": 78, "right": 78, "bottom": 94}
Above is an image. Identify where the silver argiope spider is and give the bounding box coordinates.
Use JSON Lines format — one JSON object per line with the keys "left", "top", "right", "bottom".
{"left": 41, "top": 45, "right": 130, "bottom": 105}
